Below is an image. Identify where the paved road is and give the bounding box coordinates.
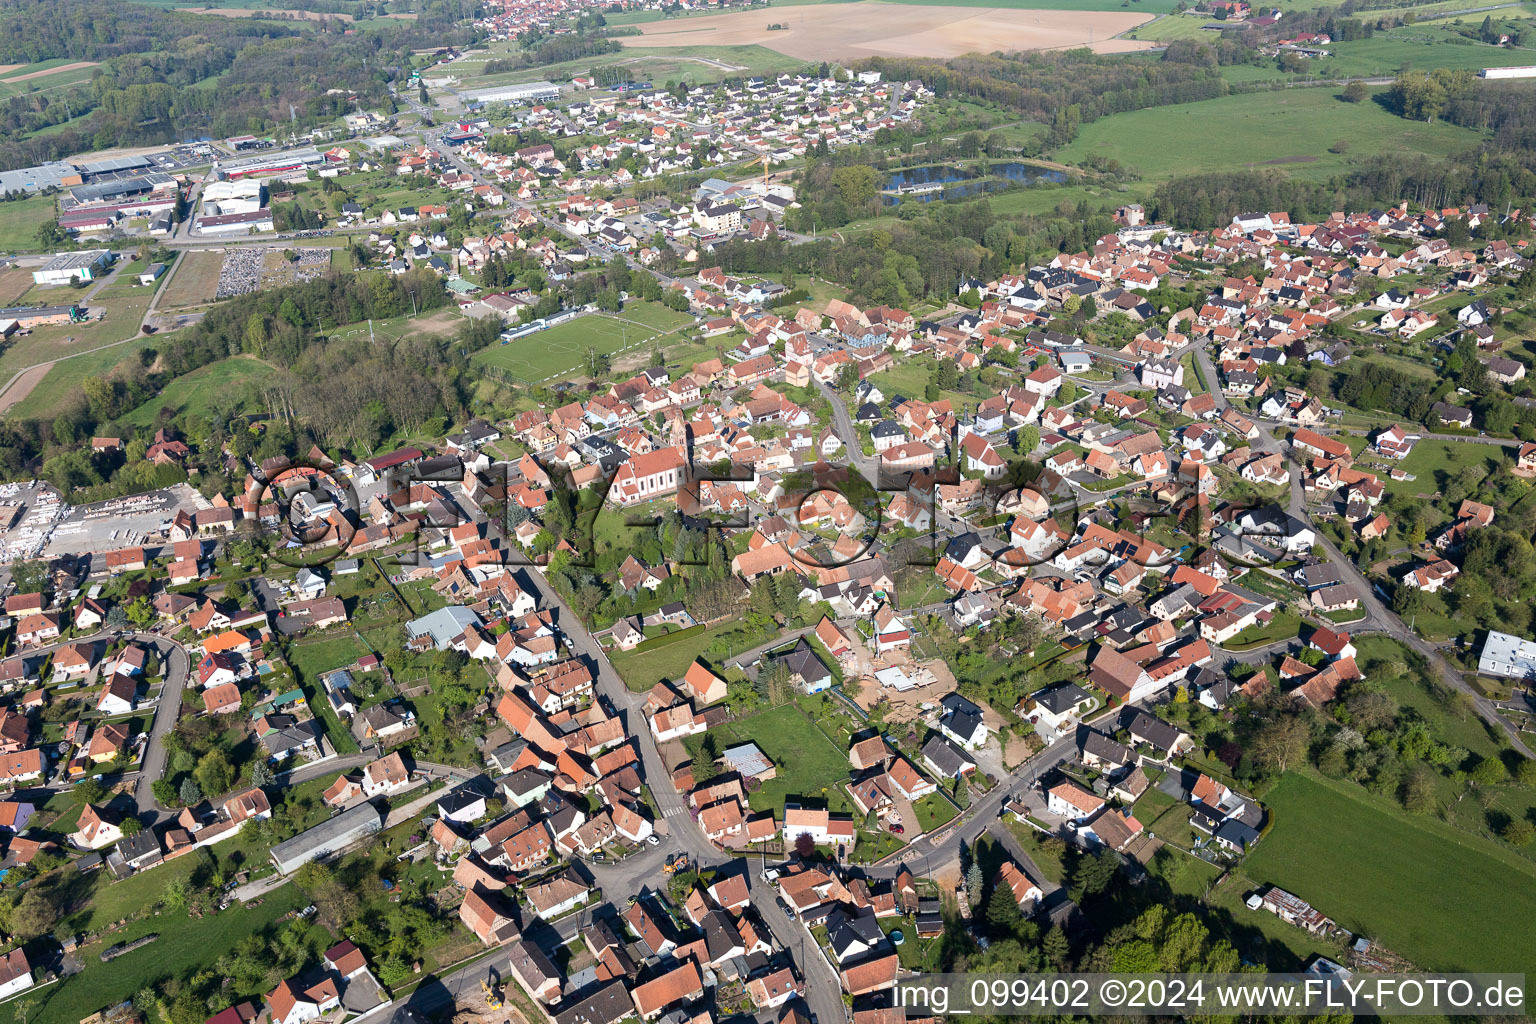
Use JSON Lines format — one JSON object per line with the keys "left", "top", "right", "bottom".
{"left": 133, "top": 634, "right": 191, "bottom": 824}
{"left": 501, "top": 563, "right": 851, "bottom": 1024}
{"left": 1191, "top": 338, "right": 1535, "bottom": 757}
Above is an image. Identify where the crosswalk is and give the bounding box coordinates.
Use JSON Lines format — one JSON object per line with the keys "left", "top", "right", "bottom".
{"left": 662, "top": 805, "right": 689, "bottom": 818}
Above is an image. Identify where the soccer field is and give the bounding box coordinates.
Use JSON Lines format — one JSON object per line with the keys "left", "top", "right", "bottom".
{"left": 472, "top": 303, "right": 694, "bottom": 383}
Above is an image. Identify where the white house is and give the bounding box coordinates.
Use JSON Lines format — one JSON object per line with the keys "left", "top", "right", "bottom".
{"left": 0, "top": 949, "right": 33, "bottom": 1000}
{"left": 1046, "top": 780, "right": 1104, "bottom": 822}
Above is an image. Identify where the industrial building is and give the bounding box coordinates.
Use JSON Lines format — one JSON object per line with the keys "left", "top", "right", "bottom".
{"left": 31, "top": 250, "right": 114, "bottom": 285}
{"left": 269, "top": 800, "right": 382, "bottom": 874}
{"left": 461, "top": 81, "right": 561, "bottom": 106}
{"left": 0, "top": 305, "right": 85, "bottom": 330}
{"left": 0, "top": 161, "right": 82, "bottom": 195}
{"left": 201, "top": 179, "right": 265, "bottom": 216}
{"left": 195, "top": 208, "right": 275, "bottom": 235}
{"left": 65, "top": 172, "right": 179, "bottom": 211}
{"left": 216, "top": 147, "right": 325, "bottom": 180}
{"left": 1479, "top": 65, "right": 1536, "bottom": 79}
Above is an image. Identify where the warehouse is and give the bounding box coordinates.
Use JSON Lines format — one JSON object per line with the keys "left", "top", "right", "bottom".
{"left": 32, "top": 250, "right": 114, "bottom": 285}
{"left": 216, "top": 147, "right": 324, "bottom": 180}
{"left": 0, "top": 161, "right": 82, "bottom": 194}
{"left": 269, "top": 800, "right": 382, "bottom": 874}
{"left": 1479, "top": 65, "right": 1536, "bottom": 79}
{"left": 461, "top": 81, "right": 561, "bottom": 105}
{"left": 195, "top": 208, "right": 275, "bottom": 235}
{"left": 0, "top": 305, "right": 84, "bottom": 329}
{"left": 201, "top": 179, "right": 265, "bottom": 216}
{"left": 66, "top": 172, "right": 178, "bottom": 209}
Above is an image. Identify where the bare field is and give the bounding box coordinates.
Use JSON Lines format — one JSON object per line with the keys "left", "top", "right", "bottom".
{"left": 0, "top": 269, "right": 33, "bottom": 306}
{"left": 622, "top": 3, "right": 1153, "bottom": 59}
{"left": 159, "top": 250, "right": 225, "bottom": 308}
{"left": 0, "top": 363, "right": 54, "bottom": 416}
{"left": 0, "top": 61, "right": 98, "bottom": 83}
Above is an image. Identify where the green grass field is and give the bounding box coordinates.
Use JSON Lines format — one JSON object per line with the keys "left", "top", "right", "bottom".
{"left": 1379, "top": 438, "right": 1506, "bottom": 497}
{"left": 1056, "top": 87, "right": 1485, "bottom": 183}
{"left": 0, "top": 862, "right": 306, "bottom": 1024}
{"left": 6, "top": 336, "right": 157, "bottom": 420}
{"left": 1243, "top": 772, "right": 1536, "bottom": 974}
{"left": 1310, "top": 28, "right": 1536, "bottom": 78}
{"left": 0, "top": 194, "right": 57, "bottom": 253}
{"left": 121, "top": 355, "right": 279, "bottom": 426}
{"left": 1122, "top": 12, "right": 1225, "bottom": 41}
{"left": 471, "top": 301, "right": 693, "bottom": 383}
{"left": 608, "top": 620, "right": 741, "bottom": 691}
{"left": 447, "top": 43, "right": 805, "bottom": 91}
{"left": 878, "top": 0, "right": 1180, "bottom": 10}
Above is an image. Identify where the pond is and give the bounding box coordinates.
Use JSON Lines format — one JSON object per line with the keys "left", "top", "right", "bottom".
{"left": 882, "top": 163, "right": 1066, "bottom": 205}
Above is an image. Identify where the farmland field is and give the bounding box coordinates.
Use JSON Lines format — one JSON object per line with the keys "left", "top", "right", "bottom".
{"left": 1056, "top": 87, "right": 1484, "bottom": 183}
{"left": 471, "top": 301, "right": 694, "bottom": 383}
{"left": 0, "top": 59, "right": 98, "bottom": 101}
{"left": 622, "top": 2, "right": 1156, "bottom": 60}
{"left": 0, "top": 268, "right": 34, "bottom": 305}
{"left": 1242, "top": 772, "right": 1536, "bottom": 975}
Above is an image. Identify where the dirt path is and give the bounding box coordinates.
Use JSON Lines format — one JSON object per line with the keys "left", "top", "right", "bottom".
{"left": 0, "top": 363, "right": 54, "bottom": 415}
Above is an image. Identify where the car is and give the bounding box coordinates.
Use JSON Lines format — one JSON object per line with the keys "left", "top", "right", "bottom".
{"left": 645, "top": 834, "right": 660, "bottom": 846}
{"left": 627, "top": 895, "right": 638, "bottom": 907}
{"left": 888, "top": 823, "right": 904, "bottom": 834}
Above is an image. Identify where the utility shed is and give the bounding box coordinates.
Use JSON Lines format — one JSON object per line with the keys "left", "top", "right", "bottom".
{"left": 270, "top": 800, "right": 382, "bottom": 874}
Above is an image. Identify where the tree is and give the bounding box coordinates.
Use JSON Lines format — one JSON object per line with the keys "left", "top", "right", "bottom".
{"left": 10, "top": 889, "right": 56, "bottom": 939}
{"left": 120, "top": 816, "right": 143, "bottom": 836}
{"left": 250, "top": 759, "right": 276, "bottom": 787}
{"left": 1250, "top": 714, "right": 1310, "bottom": 775}
{"left": 1503, "top": 819, "right": 1535, "bottom": 847}
{"left": 74, "top": 777, "right": 105, "bottom": 806}
{"left": 197, "top": 748, "right": 235, "bottom": 797}
{"left": 152, "top": 777, "right": 177, "bottom": 806}
{"left": 1343, "top": 80, "right": 1369, "bottom": 103}
{"left": 1471, "top": 755, "right": 1508, "bottom": 787}
{"left": 1516, "top": 758, "right": 1536, "bottom": 788}
{"left": 965, "top": 860, "right": 985, "bottom": 908}
{"left": 987, "top": 883, "right": 1022, "bottom": 933}
{"left": 1042, "top": 925, "right": 1070, "bottom": 967}
{"left": 180, "top": 777, "right": 203, "bottom": 805}
{"left": 9, "top": 561, "right": 48, "bottom": 596}
{"left": 793, "top": 831, "right": 815, "bottom": 858}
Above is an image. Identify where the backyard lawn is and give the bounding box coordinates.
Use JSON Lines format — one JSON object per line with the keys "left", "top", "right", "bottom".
{"left": 1, "top": 863, "right": 306, "bottom": 1024}
{"left": 686, "top": 702, "right": 851, "bottom": 816}
{"left": 1242, "top": 772, "right": 1536, "bottom": 975}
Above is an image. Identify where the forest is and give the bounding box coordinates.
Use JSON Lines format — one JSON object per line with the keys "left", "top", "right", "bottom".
{"left": 0, "top": 0, "right": 479, "bottom": 169}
